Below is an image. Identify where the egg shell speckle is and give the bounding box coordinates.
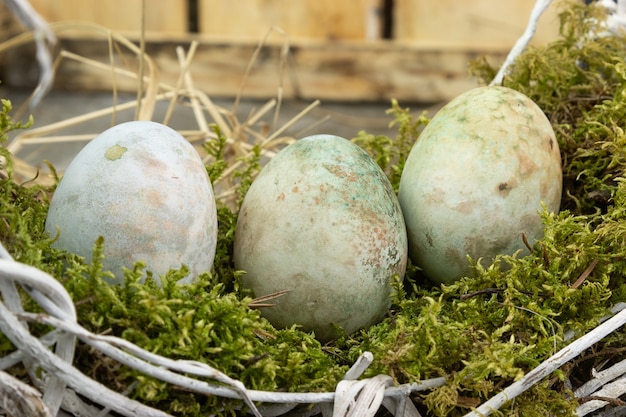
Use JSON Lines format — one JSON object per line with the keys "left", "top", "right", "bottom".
{"left": 45, "top": 121, "right": 218, "bottom": 285}
{"left": 233, "top": 134, "right": 408, "bottom": 341}
{"left": 398, "top": 86, "right": 562, "bottom": 284}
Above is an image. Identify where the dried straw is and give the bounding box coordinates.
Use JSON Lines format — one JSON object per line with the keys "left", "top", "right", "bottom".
{"left": 1, "top": 20, "right": 320, "bottom": 209}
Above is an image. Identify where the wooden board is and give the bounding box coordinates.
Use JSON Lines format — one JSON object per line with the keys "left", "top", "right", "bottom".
{"left": 3, "top": 0, "right": 560, "bottom": 102}
{"left": 0, "top": 2, "right": 23, "bottom": 41}
{"left": 394, "top": 0, "right": 561, "bottom": 46}
{"left": 197, "top": 0, "right": 383, "bottom": 40}
{"left": 28, "top": 0, "right": 189, "bottom": 34}
{"left": 41, "top": 34, "right": 507, "bottom": 103}
{"left": 23, "top": 0, "right": 562, "bottom": 44}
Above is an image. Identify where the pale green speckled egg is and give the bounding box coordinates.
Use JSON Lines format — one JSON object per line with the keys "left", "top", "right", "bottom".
{"left": 45, "top": 121, "right": 218, "bottom": 285}
{"left": 398, "top": 86, "right": 562, "bottom": 284}
{"left": 233, "top": 134, "right": 408, "bottom": 342}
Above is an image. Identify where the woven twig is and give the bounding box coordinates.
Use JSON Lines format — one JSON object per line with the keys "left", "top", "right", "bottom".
{"left": 5, "top": 237, "right": 626, "bottom": 417}
{"left": 489, "top": 0, "right": 553, "bottom": 86}
{"left": 577, "top": 376, "right": 626, "bottom": 416}
{"left": 0, "top": 240, "right": 448, "bottom": 416}
{"left": 3, "top": 0, "right": 56, "bottom": 106}
{"left": 576, "top": 358, "right": 626, "bottom": 399}
{"left": 463, "top": 306, "right": 626, "bottom": 417}
{"left": 0, "top": 369, "right": 50, "bottom": 417}
{"left": 491, "top": 0, "right": 626, "bottom": 87}
{"left": 4, "top": 2, "right": 626, "bottom": 415}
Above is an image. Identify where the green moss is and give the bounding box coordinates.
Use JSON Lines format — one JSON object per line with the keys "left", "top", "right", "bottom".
{"left": 3, "top": 2, "right": 626, "bottom": 415}
{"left": 352, "top": 99, "right": 428, "bottom": 193}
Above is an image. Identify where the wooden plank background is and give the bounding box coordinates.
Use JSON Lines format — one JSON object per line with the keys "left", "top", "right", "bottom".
{"left": 50, "top": 36, "right": 504, "bottom": 103}
{"left": 27, "top": 0, "right": 189, "bottom": 34}
{"left": 197, "top": 0, "right": 381, "bottom": 41}
{"left": 394, "top": 0, "right": 561, "bottom": 46}
{"left": 1, "top": 0, "right": 565, "bottom": 102}
{"left": 22, "top": 0, "right": 562, "bottom": 45}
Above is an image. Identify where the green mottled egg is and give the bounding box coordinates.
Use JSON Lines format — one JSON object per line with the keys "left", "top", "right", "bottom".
{"left": 398, "top": 86, "right": 562, "bottom": 284}
{"left": 233, "top": 134, "right": 407, "bottom": 341}
{"left": 45, "top": 121, "right": 218, "bottom": 285}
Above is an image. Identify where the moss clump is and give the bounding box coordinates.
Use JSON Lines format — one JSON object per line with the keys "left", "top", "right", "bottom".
{"left": 344, "top": 2, "right": 626, "bottom": 415}
{"left": 65, "top": 245, "right": 347, "bottom": 414}
{"left": 2, "top": 1, "right": 626, "bottom": 415}
{"left": 353, "top": 99, "right": 428, "bottom": 193}
{"left": 344, "top": 189, "right": 626, "bottom": 415}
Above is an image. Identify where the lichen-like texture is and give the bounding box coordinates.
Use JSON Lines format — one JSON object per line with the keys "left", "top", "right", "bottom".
{"left": 398, "top": 86, "right": 562, "bottom": 284}
{"left": 2, "top": 2, "right": 626, "bottom": 415}
{"left": 233, "top": 134, "right": 408, "bottom": 342}
{"left": 44, "top": 121, "right": 218, "bottom": 285}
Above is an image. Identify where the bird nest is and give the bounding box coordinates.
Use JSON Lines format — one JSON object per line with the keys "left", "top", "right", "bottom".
{"left": 2, "top": 1, "right": 626, "bottom": 416}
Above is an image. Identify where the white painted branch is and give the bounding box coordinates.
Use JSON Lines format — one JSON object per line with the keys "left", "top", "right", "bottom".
{"left": 15, "top": 311, "right": 263, "bottom": 416}
{"left": 0, "top": 369, "right": 51, "bottom": 417}
{"left": 3, "top": 0, "right": 56, "bottom": 106}
{"left": 382, "top": 396, "right": 424, "bottom": 417}
{"left": 594, "top": 405, "right": 626, "bottom": 417}
{"left": 0, "top": 245, "right": 28, "bottom": 319}
{"left": 0, "top": 329, "right": 59, "bottom": 370}
{"left": 0, "top": 255, "right": 77, "bottom": 416}
{"left": 607, "top": 0, "right": 626, "bottom": 34}
{"left": 490, "top": 0, "right": 553, "bottom": 86}
{"left": 333, "top": 375, "right": 392, "bottom": 417}
{"left": 576, "top": 376, "right": 626, "bottom": 416}
{"left": 0, "top": 299, "right": 173, "bottom": 417}
{"left": 59, "top": 388, "right": 106, "bottom": 417}
{"left": 15, "top": 311, "right": 444, "bottom": 405}
{"left": 0, "top": 260, "right": 76, "bottom": 322}
{"left": 462, "top": 306, "right": 626, "bottom": 417}
{"left": 576, "top": 358, "right": 626, "bottom": 398}
{"left": 343, "top": 351, "right": 374, "bottom": 380}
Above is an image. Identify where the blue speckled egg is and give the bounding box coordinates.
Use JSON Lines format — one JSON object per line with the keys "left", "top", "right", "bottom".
{"left": 233, "top": 134, "right": 407, "bottom": 341}
{"left": 398, "top": 86, "right": 562, "bottom": 284}
{"left": 45, "top": 121, "right": 218, "bottom": 285}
